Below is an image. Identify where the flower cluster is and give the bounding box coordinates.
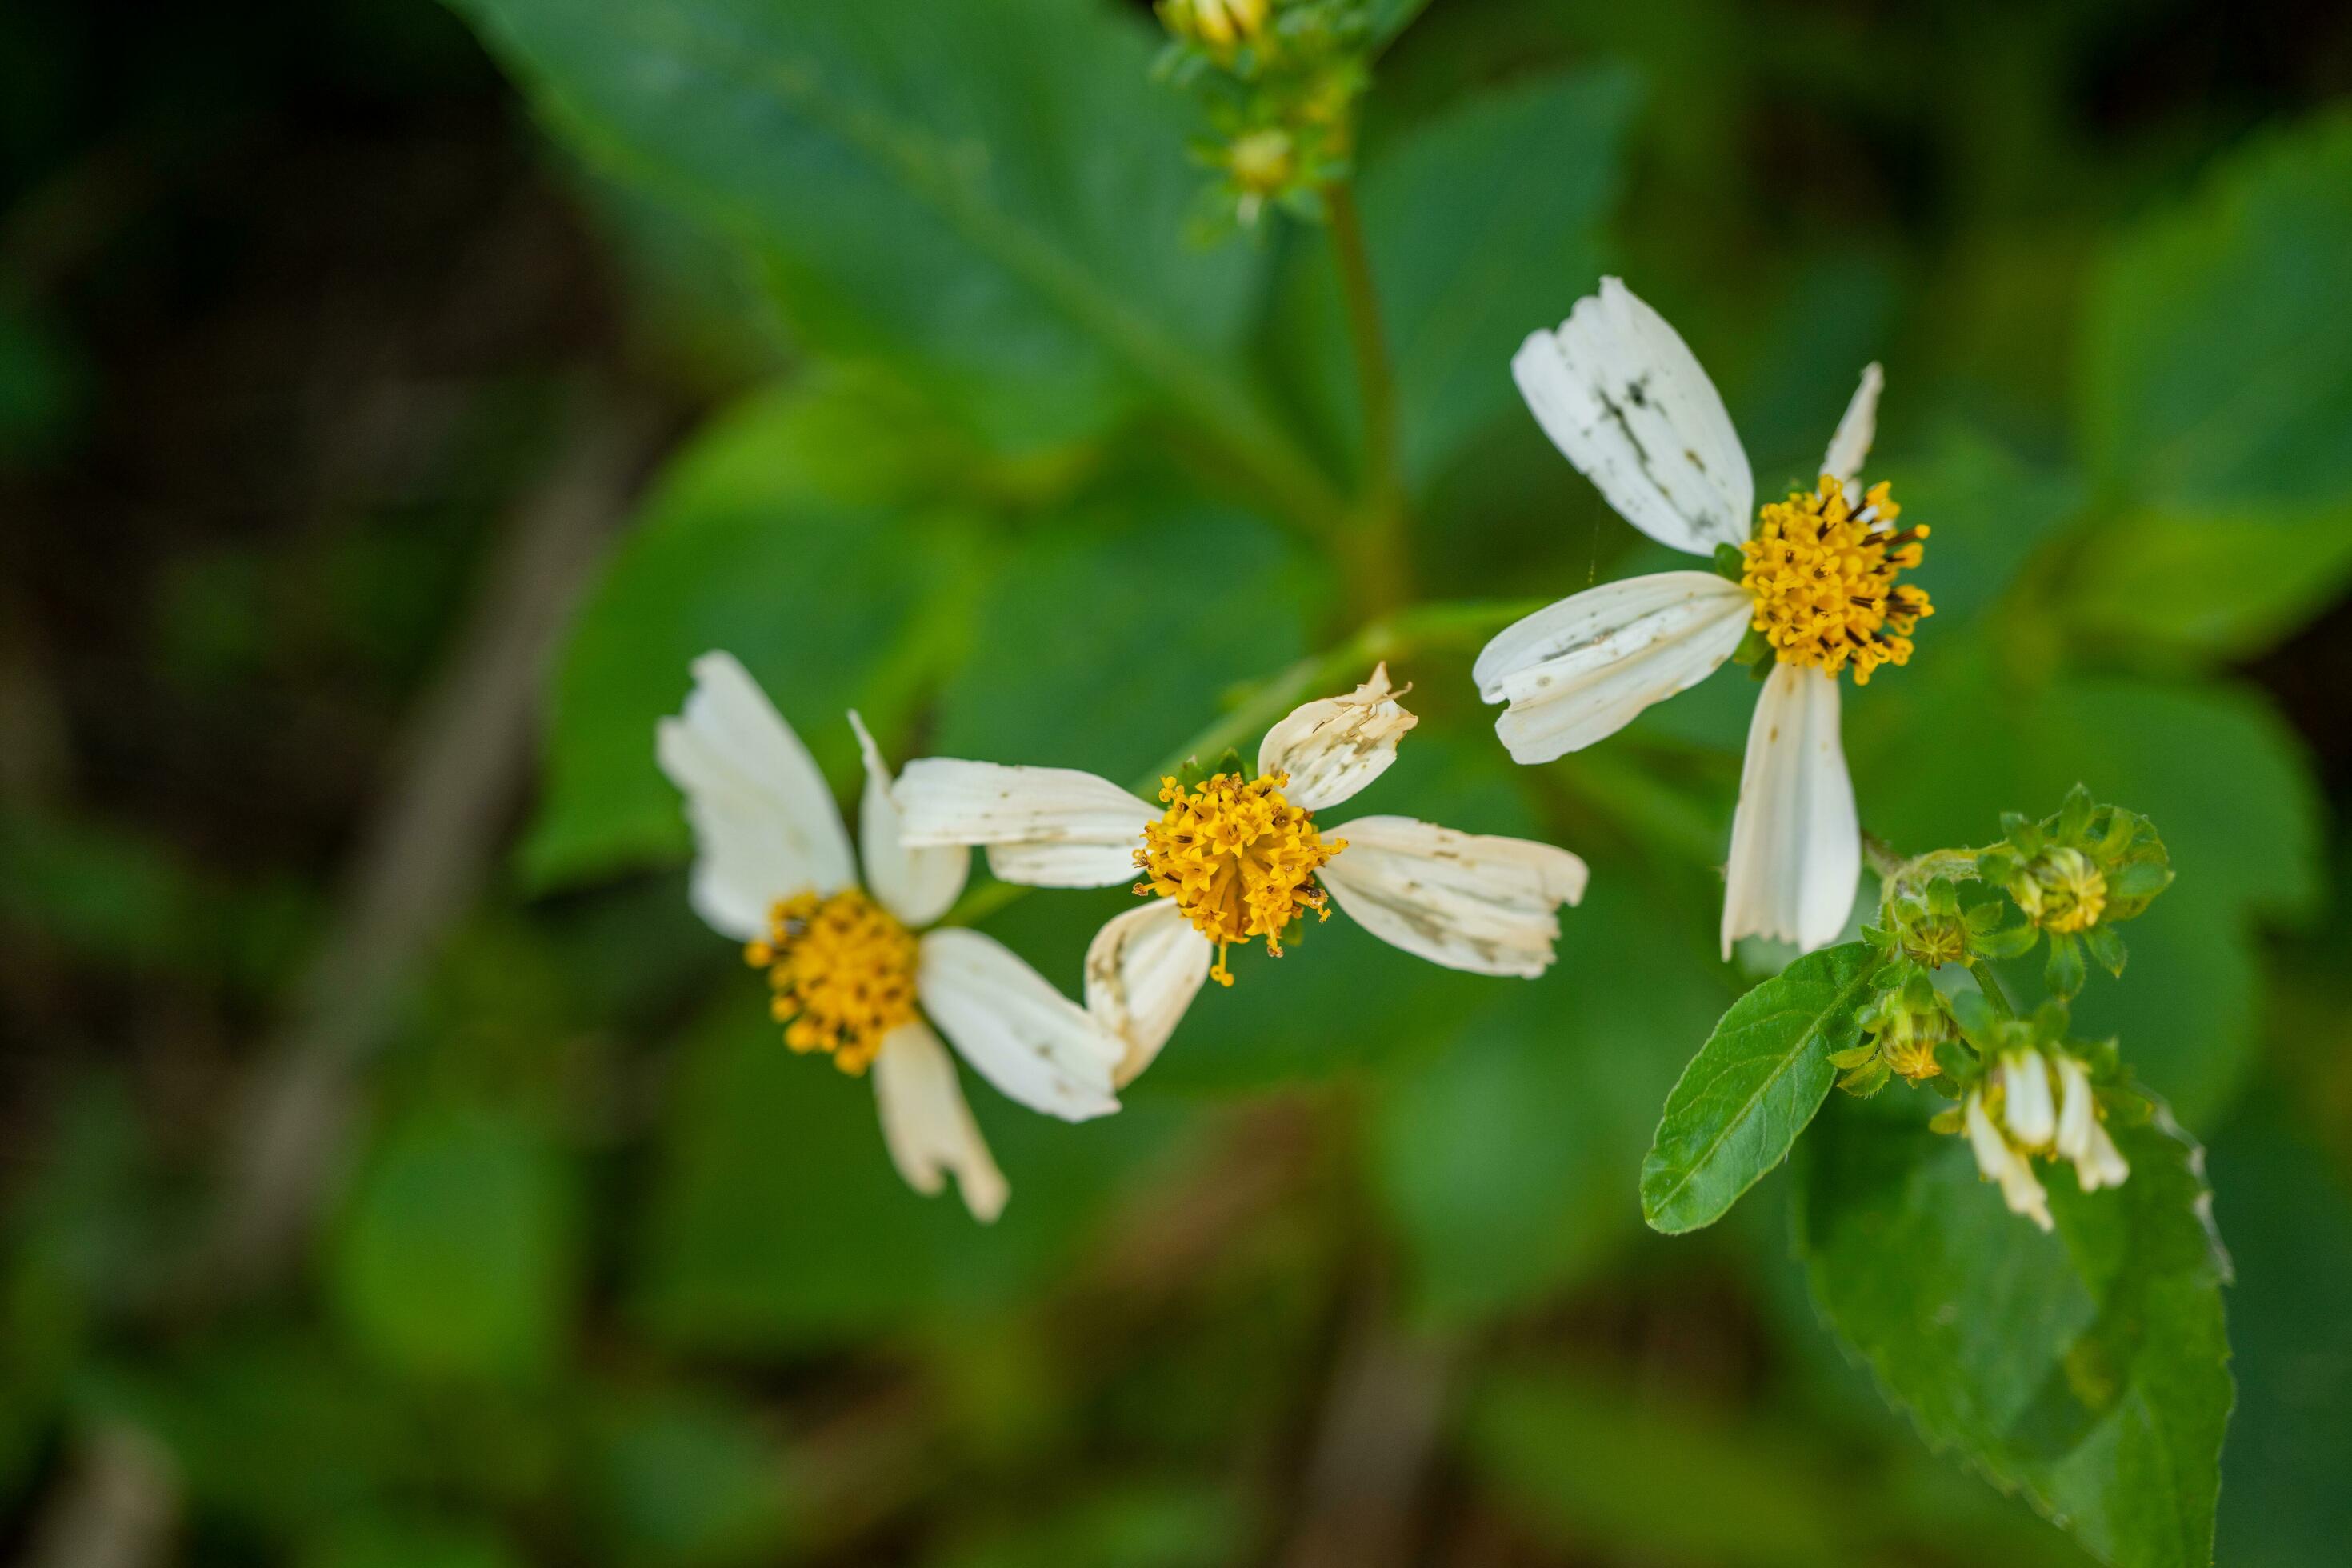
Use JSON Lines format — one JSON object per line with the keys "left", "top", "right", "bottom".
{"left": 1975, "top": 785, "right": 2174, "bottom": 998}
{"left": 1154, "top": 0, "right": 1377, "bottom": 223}
{"left": 1932, "top": 998, "right": 2138, "bottom": 1231}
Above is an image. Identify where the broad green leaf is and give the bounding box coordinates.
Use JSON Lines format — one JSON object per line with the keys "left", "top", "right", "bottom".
{"left": 452, "top": 0, "right": 1279, "bottom": 457}
{"left": 330, "top": 1110, "right": 578, "bottom": 1383}
{"left": 1269, "top": 67, "right": 1638, "bottom": 494}
{"left": 1797, "top": 1093, "right": 2234, "bottom": 1568}
{"left": 525, "top": 378, "right": 986, "bottom": 889}
{"left": 2066, "top": 498, "right": 2352, "bottom": 661}
{"left": 2082, "top": 109, "right": 2352, "bottom": 510}
{"left": 1373, "top": 877, "right": 1733, "bottom": 1322}
{"left": 1854, "top": 657, "right": 2321, "bottom": 1124}
{"left": 930, "top": 497, "right": 1330, "bottom": 782}
{"left": 636, "top": 999, "right": 1193, "bottom": 1353}
{"left": 1640, "top": 942, "right": 1880, "bottom": 1234}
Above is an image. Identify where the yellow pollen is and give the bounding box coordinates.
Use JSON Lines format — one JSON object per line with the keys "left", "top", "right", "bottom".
{"left": 1739, "top": 476, "right": 1933, "bottom": 685}
{"left": 743, "top": 887, "right": 919, "bottom": 1075}
{"left": 1134, "top": 771, "right": 1342, "bottom": 988}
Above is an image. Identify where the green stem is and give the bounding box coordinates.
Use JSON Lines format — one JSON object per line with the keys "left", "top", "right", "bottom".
{"left": 1323, "top": 180, "right": 1410, "bottom": 615}
{"left": 937, "top": 598, "right": 1545, "bottom": 929}
{"left": 1967, "top": 959, "right": 2019, "bottom": 1019}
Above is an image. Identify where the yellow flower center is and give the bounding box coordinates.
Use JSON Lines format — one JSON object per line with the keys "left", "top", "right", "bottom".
{"left": 1160, "top": 0, "right": 1268, "bottom": 49}
{"left": 1134, "top": 771, "right": 1342, "bottom": 988}
{"left": 2014, "top": 847, "right": 2108, "bottom": 934}
{"left": 1739, "top": 476, "right": 1932, "bottom": 685}
{"left": 744, "top": 887, "right": 919, "bottom": 1075}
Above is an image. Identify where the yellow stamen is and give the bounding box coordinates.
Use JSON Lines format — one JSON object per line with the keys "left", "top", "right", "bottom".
{"left": 746, "top": 887, "right": 918, "bottom": 1075}
{"left": 1134, "top": 771, "right": 1342, "bottom": 987}
{"left": 1739, "top": 476, "right": 1932, "bottom": 685}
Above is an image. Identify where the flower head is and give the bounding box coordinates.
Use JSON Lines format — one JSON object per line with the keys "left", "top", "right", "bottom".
{"left": 1740, "top": 477, "right": 1931, "bottom": 684}
{"left": 894, "top": 664, "right": 1585, "bottom": 1083}
{"left": 658, "top": 654, "right": 1130, "bottom": 1222}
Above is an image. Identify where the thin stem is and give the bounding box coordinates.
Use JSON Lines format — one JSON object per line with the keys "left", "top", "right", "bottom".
{"left": 937, "top": 598, "right": 1546, "bottom": 929}
{"left": 1323, "top": 181, "right": 1410, "bottom": 614}
{"left": 1967, "top": 959, "right": 2019, "bottom": 1020}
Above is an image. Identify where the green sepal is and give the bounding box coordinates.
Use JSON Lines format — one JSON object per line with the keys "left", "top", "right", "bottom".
{"left": 1837, "top": 1058, "right": 1892, "bottom": 1097}
{"left": 1711, "top": 541, "right": 1747, "bottom": 581}
{"left": 2082, "top": 921, "right": 2128, "bottom": 978}
{"left": 1926, "top": 1106, "right": 1966, "bottom": 1135}
{"left": 2044, "top": 931, "right": 2086, "bottom": 997}
{"left": 2056, "top": 781, "right": 2096, "bottom": 840}
{"left": 1827, "top": 1042, "right": 1881, "bottom": 1070}
{"left": 1974, "top": 923, "right": 2038, "bottom": 960}
{"left": 1175, "top": 746, "right": 1249, "bottom": 789}
{"left": 2106, "top": 858, "right": 2174, "bottom": 902}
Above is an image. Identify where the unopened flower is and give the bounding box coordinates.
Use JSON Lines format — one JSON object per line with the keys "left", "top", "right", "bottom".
{"left": 1478, "top": 278, "right": 1933, "bottom": 958}
{"left": 1160, "top": 0, "right": 1269, "bottom": 51}
{"left": 2011, "top": 846, "right": 2108, "bottom": 934}
{"left": 894, "top": 666, "right": 1587, "bottom": 1084}
{"left": 658, "top": 654, "right": 1127, "bottom": 1222}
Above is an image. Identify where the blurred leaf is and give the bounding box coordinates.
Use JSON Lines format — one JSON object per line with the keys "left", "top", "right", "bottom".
{"left": 452, "top": 0, "right": 1274, "bottom": 453}
{"left": 1856, "top": 657, "right": 2321, "bottom": 1125}
{"left": 1641, "top": 942, "right": 1879, "bottom": 1234}
{"left": 929, "top": 1479, "right": 1244, "bottom": 1568}
{"left": 1373, "top": 878, "right": 1731, "bottom": 1321}
{"left": 2083, "top": 109, "right": 2352, "bottom": 511}
{"left": 1271, "top": 67, "right": 1637, "bottom": 494}
{"left": 637, "top": 1000, "right": 1191, "bottom": 1352}
{"left": 525, "top": 378, "right": 986, "bottom": 888}
{"left": 586, "top": 1391, "right": 792, "bottom": 1566}
{"left": 1797, "top": 1094, "right": 2234, "bottom": 1568}
{"left": 330, "top": 1110, "right": 579, "bottom": 1383}
{"left": 1892, "top": 428, "right": 2082, "bottom": 632}
{"left": 306, "top": 1518, "right": 526, "bottom": 1568}
{"left": 2207, "top": 1098, "right": 2352, "bottom": 1568}
{"left": 930, "top": 495, "right": 1329, "bottom": 779}
{"left": 2074, "top": 110, "right": 2352, "bottom": 658}
{"left": 1464, "top": 1368, "right": 1851, "bottom": 1565}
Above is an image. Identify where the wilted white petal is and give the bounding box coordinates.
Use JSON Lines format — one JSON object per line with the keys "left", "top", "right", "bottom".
{"left": 1317, "top": 815, "right": 1588, "bottom": 978}
{"left": 894, "top": 758, "right": 1154, "bottom": 888}
{"left": 1513, "top": 277, "right": 1754, "bottom": 557}
{"left": 848, "top": 711, "right": 967, "bottom": 928}
{"left": 1822, "top": 362, "right": 1884, "bottom": 502}
{"left": 655, "top": 651, "right": 855, "bottom": 942}
{"left": 1084, "top": 899, "right": 1214, "bottom": 1088}
{"left": 2054, "top": 1055, "right": 2130, "bottom": 1192}
{"left": 871, "top": 1020, "right": 1008, "bottom": 1222}
{"left": 1720, "top": 663, "right": 1858, "bottom": 958}
{"left": 1966, "top": 1092, "right": 2053, "bottom": 1232}
{"left": 1473, "top": 572, "right": 1753, "bottom": 764}
{"left": 2002, "top": 1050, "right": 2058, "bottom": 1151}
{"left": 1255, "top": 662, "right": 1419, "bottom": 811}
{"left": 916, "top": 928, "right": 1121, "bottom": 1122}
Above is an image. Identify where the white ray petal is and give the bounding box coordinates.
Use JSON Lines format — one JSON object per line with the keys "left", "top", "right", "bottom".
{"left": 871, "top": 1020, "right": 1008, "bottom": 1222}
{"left": 655, "top": 651, "right": 855, "bottom": 942}
{"left": 846, "top": 712, "right": 968, "bottom": 929}
{"left": 1720, "top": 664, "right": 1858, "bottom": 958}
{"left": 1316, "top": 815, "right": 1588, "bottom": 978}
{"left": 1966, "top": 1093, "right": 2054, "bottom": 1232}
{"left": 2002, "top": 1050, "right": 2058, "bottom": 1150}
{"left": 1473, "top": 572, "right": 1754, "bottom": 764}
{"left": 1083, "top": 899, "right": 1214, "bottom": 1088}
{"left": 1254, "top": 662, "right": 1419, "bottom": 811}
{"left": 1514, "top": 277, "right": 1754, "bottom": 557}
{"left": 1822, "top": 362, "right": 1884, "bottom": 503}
{"left": 916, "top": 928, "right": 1122, "bottom": 1122}
{"left": 2054, "top": 1055, "right": 2130, "bottom": 1193}
{"left": 893, "top": 758, "right": 1155, "bottom": 888}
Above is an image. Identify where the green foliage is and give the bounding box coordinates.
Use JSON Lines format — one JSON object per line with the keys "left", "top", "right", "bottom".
{"left": 1640, "top": 942, "right": 1880, "bottom": 1234}
{"left": 1798, "top": 1094, "right": 2234, "bottom": 1568}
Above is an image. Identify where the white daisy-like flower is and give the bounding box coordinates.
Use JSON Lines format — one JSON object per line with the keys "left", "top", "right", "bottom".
{"left": 657, "top": 652, "right": 1127, "bottom": 1223}
{"left": 891, "top": 666, "right": 1589, "bottom": 1085}
{"left": 1481, "top": 278, "right": 1934, "bottom": 958}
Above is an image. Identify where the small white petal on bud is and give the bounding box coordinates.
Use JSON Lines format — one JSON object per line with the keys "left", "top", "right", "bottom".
{"left": 1966, "top": 1092, "right": 2053, "bottom": 1232}
{"left": 2000, "top": 1050, "right": 2057, "bottom": 1151}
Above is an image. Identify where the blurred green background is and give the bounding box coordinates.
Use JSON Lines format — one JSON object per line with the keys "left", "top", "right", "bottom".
{"left": 3, "top": 0, "right": 2350, "bottom": 1563}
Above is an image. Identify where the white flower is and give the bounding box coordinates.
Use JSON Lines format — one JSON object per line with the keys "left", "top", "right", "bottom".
{"left": 1965, "top": 1090, "right": 2052, "bottom": 1233}
{"left": 2054, "top": 1054, "right": 2130, "bottom": 1192}
{"left": 893, "top": 665, "right": 1588, "bottom": 1086}
{"left": 1999, "top": 1049, "right": 2058, "bottom": 1150}
{"left": 657, "top": 652, "right": 1126, "bottom": 1222}
{"left": 1484, "top": 278, "right": 1933, "bottom": 958}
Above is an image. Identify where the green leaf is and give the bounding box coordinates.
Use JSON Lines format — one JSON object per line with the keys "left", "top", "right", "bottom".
{"left": 452, "top": 0, "right": 1283, "bottom": 458}
{"left": 1373, "top": 878, "right": 1734, "bottom": 1321}
{"left": 330, "top": 1110, "right": 578, "bottom": 1383}
{"left": 1797, "top": 1092, "right": 2234, "bottom": 1568}
{"left": 1270, "top": 67, "right": 1638, "bottom": 494}
{"left": 2083, "top": 108, "right": 2352, "bottom": 511}
{"left": 585, "top": 1391, "right": 793, "bottom": 1566}
{"left": 524, "top": 379, "right": 986, "bottom": 889}
{"left": 1640, "top": 942, "right": 1881, "bottom": 1234}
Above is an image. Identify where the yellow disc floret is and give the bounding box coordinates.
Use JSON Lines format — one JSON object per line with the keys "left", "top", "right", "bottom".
{"left": 1739, "top": 476, "right": 1932, "bottom": 684}
{"left": 2012, "top": 846, "right": 2108, "bottom": 934}
{"left": 1135, "top": 771, "right": 1342, "bottom": 987}
{"left": 745, "top": 886, "right": 919, "bottom": 1075}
